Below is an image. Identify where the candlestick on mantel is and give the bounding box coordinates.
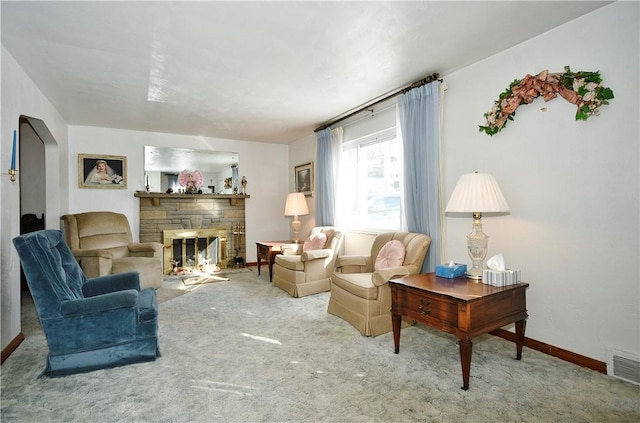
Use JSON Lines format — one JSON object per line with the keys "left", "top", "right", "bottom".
{"left": 8, "top": 129, "right": 17, "bottom": 182}
{"left": 11, "top": 130, "right": 16, "bottom": 169}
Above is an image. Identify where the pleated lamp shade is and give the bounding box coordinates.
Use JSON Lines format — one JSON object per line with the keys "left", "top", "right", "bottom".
{"left": 284, "top": 192, "right": 309, "bottom": 217}
{"left": 445, "top": 172, "right": 510, "bottom": 213}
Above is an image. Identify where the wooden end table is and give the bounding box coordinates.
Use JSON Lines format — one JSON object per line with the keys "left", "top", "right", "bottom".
{"left": 390, "top": 273, "right": 529, "bottom": 390}
{"left": 256, "top": 241, "right": 300, "bottom": 282}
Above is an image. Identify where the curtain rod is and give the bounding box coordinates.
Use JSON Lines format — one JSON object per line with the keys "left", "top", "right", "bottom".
{"left": 314, "top": 72, "right": 441, "bottom": 132}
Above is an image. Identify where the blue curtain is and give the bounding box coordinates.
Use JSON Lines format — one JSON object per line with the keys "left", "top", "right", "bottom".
{"left": 398, "top": 82, "right": 441, "bottom": 273}
{"left": 315, "top": 128, "right": 335, "bottom": 225}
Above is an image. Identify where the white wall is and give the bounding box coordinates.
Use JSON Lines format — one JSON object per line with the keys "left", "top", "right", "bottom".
{"left": 67, "top": 126, "right": 291, "bottom": 259}
{"left": 441, "top": 2, "right": 639, "bottom": 362}
{"left": 1, "top": 47, "right": 69, "bottom": 351}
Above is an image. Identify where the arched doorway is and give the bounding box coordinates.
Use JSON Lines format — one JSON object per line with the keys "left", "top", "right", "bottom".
{"left": 18, "top": 118, "right": 46, "bottom": 293}
{"left": 18, "top": 116, "right": 60, "bottom": 330}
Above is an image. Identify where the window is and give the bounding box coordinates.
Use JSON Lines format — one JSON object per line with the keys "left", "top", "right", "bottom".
{"left": 337, "top": 124, "right": 402, "bottom": 232}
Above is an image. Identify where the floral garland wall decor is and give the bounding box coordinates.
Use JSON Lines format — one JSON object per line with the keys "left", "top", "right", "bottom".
{"left": 479, "top": 66, "right": 614, "bottom": 136}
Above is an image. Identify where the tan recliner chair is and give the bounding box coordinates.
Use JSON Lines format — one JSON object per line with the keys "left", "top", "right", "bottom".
{"left": 60, "top": 212, "right": 164, "bottom": 290}
{"left": 327, "top": 232, "right": 431, "bottom": 336}
{"left": 272, "top": 227, "right": 343, "bottom": 298}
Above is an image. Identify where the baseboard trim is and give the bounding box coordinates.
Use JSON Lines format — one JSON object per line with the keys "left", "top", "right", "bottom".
{"left": 1, "top": 332, "right": 25, "bottom": 364}
{"left": 490, "top": 328, "right": 607, "bottom": 374}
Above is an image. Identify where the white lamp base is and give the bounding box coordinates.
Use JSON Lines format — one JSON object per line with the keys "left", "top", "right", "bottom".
{"left": 291, "top": 216, "right": 301, "bottom": 243}
{"left": 465, "top": 267, "right": 483, "bottom": 280}
{"left": 466, "top": 212, "right": 488, "bottom": 281}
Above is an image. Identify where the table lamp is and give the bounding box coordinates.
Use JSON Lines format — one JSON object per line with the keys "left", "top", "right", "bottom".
{"left": 445, "top": 172, "right": 510, "bottom": 279}
{"left": 284, "top": 192, "right": 309, "bottom": 242}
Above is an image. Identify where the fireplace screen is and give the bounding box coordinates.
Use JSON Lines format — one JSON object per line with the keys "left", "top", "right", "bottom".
{"left": 163, "top": 228, "right": 227, "bottom": 274}
{"left": 171, "top": 237, "right": 218, "bottom": 268}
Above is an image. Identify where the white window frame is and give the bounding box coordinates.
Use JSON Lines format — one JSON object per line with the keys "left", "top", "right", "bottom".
{"left": 336, "top": 126, "right": 403, "bottom": 233}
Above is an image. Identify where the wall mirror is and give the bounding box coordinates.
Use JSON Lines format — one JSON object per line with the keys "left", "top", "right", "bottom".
{"left": 144, "top": 145, "right": 239, "bottom": 194}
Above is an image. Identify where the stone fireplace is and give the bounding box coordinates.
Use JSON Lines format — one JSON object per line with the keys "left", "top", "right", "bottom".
{"left": 134, "top": 192, "right": 249, "bottom": 274}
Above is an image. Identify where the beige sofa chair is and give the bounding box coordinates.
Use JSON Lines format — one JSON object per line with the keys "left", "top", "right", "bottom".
{"left": 327, "top": 232, "right": 431, "bottom": 336}
{"left": 60, "top": 212, "right": 164, "bottom": 290}
{"left": 272, "top": 227, "right": 343, "bottom": 298}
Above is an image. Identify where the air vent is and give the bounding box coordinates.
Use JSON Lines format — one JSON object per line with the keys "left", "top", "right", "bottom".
{"left": 607, "top": 348, "right": 640, "bottom": 386}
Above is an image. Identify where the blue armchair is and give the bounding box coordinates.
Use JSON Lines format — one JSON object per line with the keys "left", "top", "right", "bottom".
{"left": 12, "top": 230, "right": 160, "bottom": 377}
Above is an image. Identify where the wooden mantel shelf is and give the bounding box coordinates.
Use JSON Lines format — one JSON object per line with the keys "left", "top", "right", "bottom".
{"left": 134, "top": 191, "right": 250, "bottom": 206}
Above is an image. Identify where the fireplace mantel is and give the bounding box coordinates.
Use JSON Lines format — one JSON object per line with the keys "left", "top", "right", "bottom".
{"left": 135, "top": 191, "right": 250, "bottom": 206}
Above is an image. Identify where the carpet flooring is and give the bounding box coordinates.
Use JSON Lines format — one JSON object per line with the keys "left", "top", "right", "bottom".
{"left": 183, "top": 275, "right": 230, "bottom": 285}
{"left": 158, "top": 268, "right": 252, "bottom": 302}
{"left": 2, "top": 268, "right": 639, "bottom": 422}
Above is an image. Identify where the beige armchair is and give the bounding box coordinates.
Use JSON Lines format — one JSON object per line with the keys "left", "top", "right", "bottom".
{"left": 60, "top": 212, "right": 164, "bottom": 290}
{"left": 272, "top": 227, "right": 343, "bottom": 298}
{"left": 327, "top": 232, "right": 431, "bottom": 336}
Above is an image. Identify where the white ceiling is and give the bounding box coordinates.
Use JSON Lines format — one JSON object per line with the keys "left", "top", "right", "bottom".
{"left": 1, "top": 1, "right": 610, "bottom": 144}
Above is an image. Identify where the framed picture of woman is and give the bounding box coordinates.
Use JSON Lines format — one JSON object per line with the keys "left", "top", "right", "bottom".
{"left": 294, "top": 162, "right": 313, "bottom": 197}
{"left": 78, "top": 154, "right": 127, "bottom": 189}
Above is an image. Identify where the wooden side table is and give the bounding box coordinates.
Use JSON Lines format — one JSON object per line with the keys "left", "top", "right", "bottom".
{"left": 256, "top": 241, "right": 300, "bottom": 282}
{"left": 390, "top": 273, "right": 529, "bottom": 390}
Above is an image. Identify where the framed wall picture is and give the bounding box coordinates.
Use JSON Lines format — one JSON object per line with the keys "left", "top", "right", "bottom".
{"left": 294, "top": 162, "right": 314, "bottom": 197}
{"left": 78, "top": 154, "right": 127, "bottom": 189}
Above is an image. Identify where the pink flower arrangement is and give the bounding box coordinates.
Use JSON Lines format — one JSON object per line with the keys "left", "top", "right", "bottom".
{"left": 178, "top": 170, "right": 204, "bottom": 191}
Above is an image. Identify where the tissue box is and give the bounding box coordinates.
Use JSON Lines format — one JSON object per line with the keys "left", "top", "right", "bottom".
{"left": 436, "top": 263, "right": 467, "bottom": 278}
{"left": 482, "top": 269, "right": 521, "bottom": 287}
